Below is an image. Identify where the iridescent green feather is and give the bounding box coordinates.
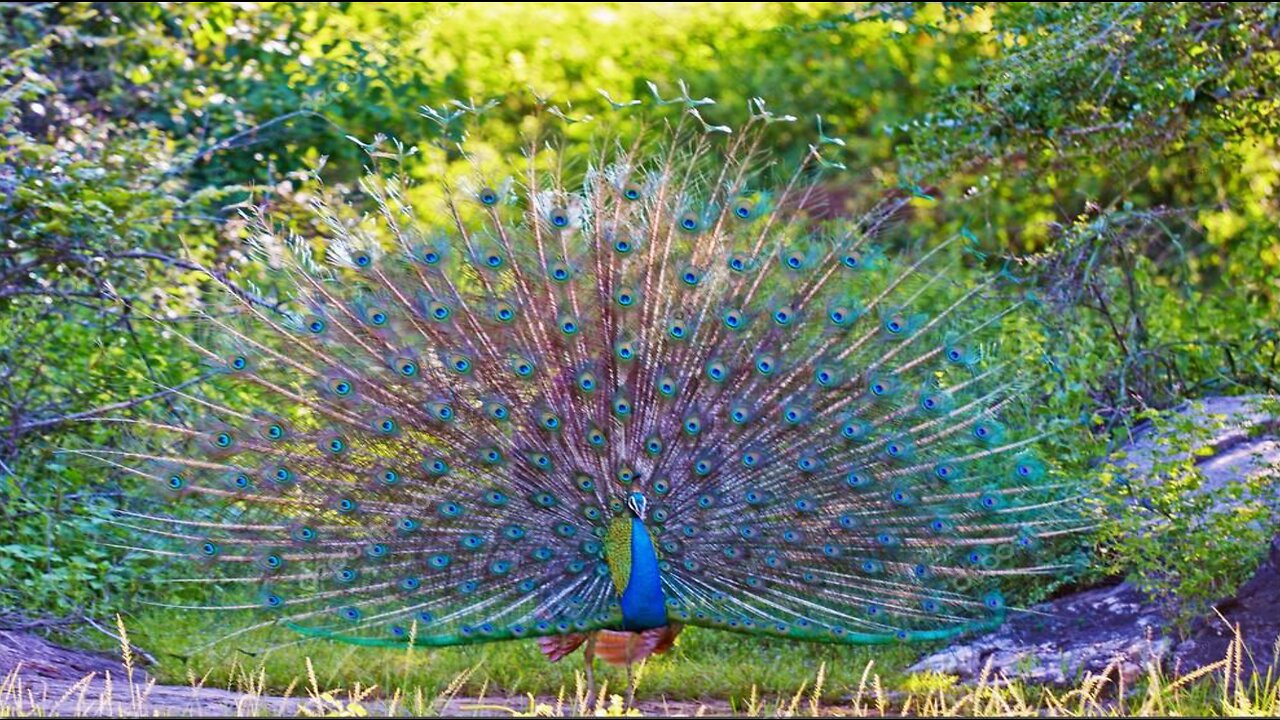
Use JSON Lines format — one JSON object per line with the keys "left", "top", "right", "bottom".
{"left": 605, "top": 518, "right": 632, "bottom": 595}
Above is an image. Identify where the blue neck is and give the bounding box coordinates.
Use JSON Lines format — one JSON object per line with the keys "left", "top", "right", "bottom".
{"left": 619, "top": 517, "right": 667, "bottom": 630}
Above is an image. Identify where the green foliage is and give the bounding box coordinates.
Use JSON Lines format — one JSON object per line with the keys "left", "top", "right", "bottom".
{"left": 1034, "top": 208, "right": 1279, "bottom": 426}
{"left": 897, "top": 3, "right": 1280, "bottom": 174}
{"left": 1090, "top": 399, "right": 1280, "bottom": 628}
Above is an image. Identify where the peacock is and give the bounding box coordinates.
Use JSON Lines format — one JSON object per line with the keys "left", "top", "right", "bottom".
{"left": 86, "top": 86, "right": 1081, "bottom": 708}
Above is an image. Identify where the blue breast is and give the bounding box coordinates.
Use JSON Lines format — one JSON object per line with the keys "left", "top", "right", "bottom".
{"left": 619, "top": 518, "right": 667, "bottom": 630}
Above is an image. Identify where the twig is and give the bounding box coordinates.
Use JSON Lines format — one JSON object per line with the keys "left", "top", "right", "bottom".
{"left": 82, "top": 614, "right": 158, "bottom": 668}
{"left": 170, "top": 110, "right": 344, "bottom": 175}
{"left": 103, "top": 251, "right": 286, "bottom": 314}
{"left": 0, "top": 373, "right": 212, "bottom": 435}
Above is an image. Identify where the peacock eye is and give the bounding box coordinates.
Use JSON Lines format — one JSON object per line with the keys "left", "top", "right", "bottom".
{"left": 488, "top": 300, "right": 516, "bottom": 323}
{"left": 478, "top": 187, "right": 499, "bottom": 205}
{"left": 448, "top": 354, "right": 472, "bottom": 374}
{"left": 394, "top": 358, "right": 417, "bottom": 377}
{"left": 549, "top": 208, "right": 570, "bottom": 228}
{"left": 679, "top": 213, "right": 700, "bottom": 232}
{"left": 549, "top": 261, "right": 572, "bottom": 282}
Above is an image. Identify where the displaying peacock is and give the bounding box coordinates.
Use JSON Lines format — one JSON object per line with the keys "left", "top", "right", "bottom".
{"left": 86, "top": 86, "right": 1081, "bottom": 708}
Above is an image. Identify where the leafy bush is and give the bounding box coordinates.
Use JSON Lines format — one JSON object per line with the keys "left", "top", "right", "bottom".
{"left": 1091, "top": 399, "right": 1280, "bottom": 627}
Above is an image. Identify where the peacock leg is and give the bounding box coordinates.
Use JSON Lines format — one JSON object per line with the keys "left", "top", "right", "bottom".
{"left": 583, "top": 633, "right": 598, "bottom": 712}
{"left": 623, "top": 633, "right": 637, "bottom": 710}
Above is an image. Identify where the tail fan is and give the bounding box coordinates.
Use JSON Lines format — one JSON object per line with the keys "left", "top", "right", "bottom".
{"left": 82, "top": 89, "right": 1082, "bottom": 650}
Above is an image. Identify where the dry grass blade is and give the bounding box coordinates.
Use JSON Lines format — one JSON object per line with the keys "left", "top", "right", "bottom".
{"left": 0, "top": 618, "right": 1278, "bottom": 716}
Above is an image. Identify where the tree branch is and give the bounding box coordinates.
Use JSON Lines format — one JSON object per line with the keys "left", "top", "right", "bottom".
{"left": 0, "top": 373, "right": 213, "bottom": 436}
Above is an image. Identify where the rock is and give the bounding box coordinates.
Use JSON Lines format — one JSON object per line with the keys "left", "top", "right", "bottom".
{"left": 1107, "top": 394, "right": 1280, "bottom": 500}
{"left": 908, "top": 582, "right": 1173, "bottom": 685}
{"left": 910, "top": 395, "right": 1279, "bottom": 686}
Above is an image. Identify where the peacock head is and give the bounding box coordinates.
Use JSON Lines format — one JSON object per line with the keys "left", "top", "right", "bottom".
{"left": 626, "top": 492, "right": 648, "bottom": 521}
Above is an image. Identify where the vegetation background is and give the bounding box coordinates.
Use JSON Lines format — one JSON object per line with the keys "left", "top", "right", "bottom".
{"left": 1, "top": 0, "right": 1277, "bottom": 701}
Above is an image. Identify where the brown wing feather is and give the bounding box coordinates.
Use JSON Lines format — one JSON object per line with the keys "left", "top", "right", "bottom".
{"left": 594, "top": 623, "right": 684, "bottom": 666}
{"left": 536, "top": 633, "right": 588, "bottom": 663}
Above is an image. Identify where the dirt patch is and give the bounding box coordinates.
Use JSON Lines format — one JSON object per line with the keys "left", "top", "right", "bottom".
{"left": 0, "top": 633, "right": 736, "bottom": 716}
{"left": 0, "top": 629, "right": 133, "bottom": 684}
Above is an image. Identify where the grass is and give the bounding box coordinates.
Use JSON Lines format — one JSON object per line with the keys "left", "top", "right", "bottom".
{"left": 124, "top": 607, "right": 929, "bottom": 701}
{"left": 5, "top": 614, "right": 1274, "bottom": 712}
{"left": 4, "top": 613, "right": 1278, "bottom": 716}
